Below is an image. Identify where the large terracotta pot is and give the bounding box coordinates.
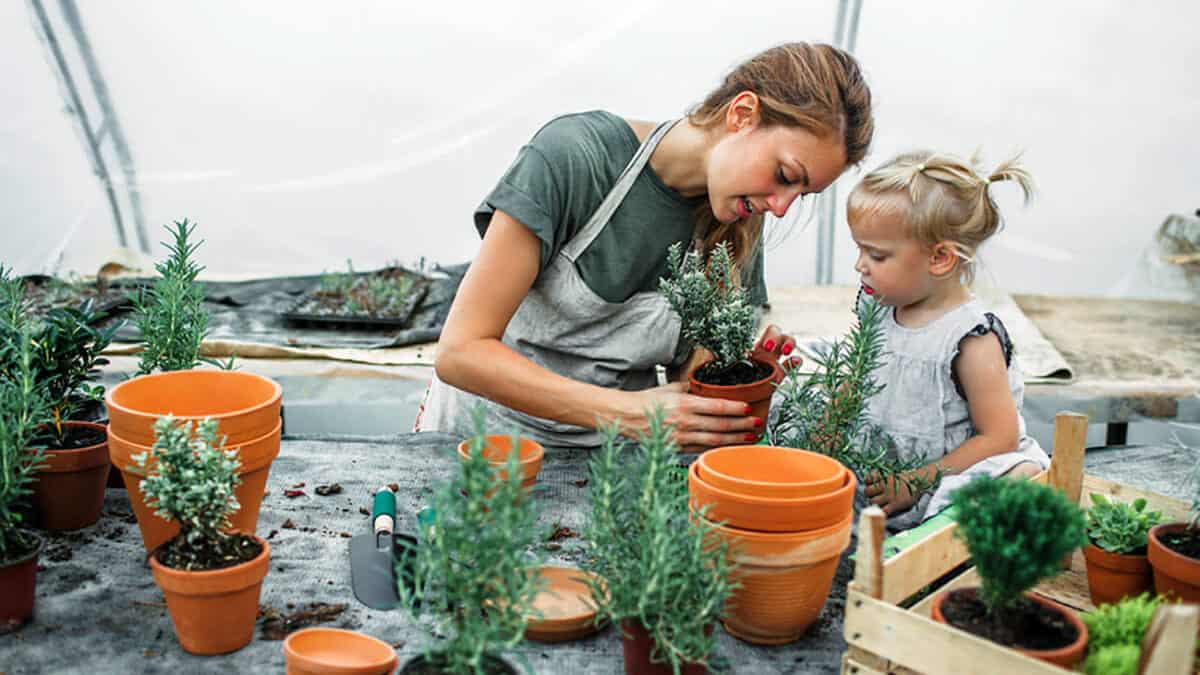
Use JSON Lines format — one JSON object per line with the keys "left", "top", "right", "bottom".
{"left": 620, "top": 620, "right": 709, "bottom": 675}
{"left": 696, "top": 445, "right": 847, "bottom": 499}
{"left": 0, "top": 530, "right": 43, "bottom": 630}
{"left": 687, "top": 460, "right": 856, "bottom": 532}
{"left": 149, "top": 534, "right": 270, "bottom": 655}
{"left": 688, "top": 357, "right": 782, "bottom": 425}
{"left": 456, "top": 434, "right": 544, "bottom": 488}
{"left": 31, "top": 421, "right": 109, "bottom": 531}
{"left": 1082, "top": 542, "right": 1153, "bottom": 606}
{"left": 105, "top": 370, "right": 281, "bottom": 446}
{"left": 1148, "top": 522, "right": 1200, "bottom": 603}
{"left": 283, "top": 627, "right": 397, "bottom": 675}
{"left": 109, "top": 419, "right": 281, "bottom": 552}
{"left": 704, "top": 512, "right": 852, "bottom": 645}
{"left": 931, "top": 587, "right": 1088, "bottom": 668}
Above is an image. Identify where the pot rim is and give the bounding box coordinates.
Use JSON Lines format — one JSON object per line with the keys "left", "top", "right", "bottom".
{"left": 934, "top": 587, "right": 1088, "bottom": 661}
{"left": 697, "top": 445, "right": 847, "bottom": 495}
{"left": 688, "top": 356, "right": 782, "bottom": 393}
{"left": 1082, "top": 542, "right": 1150, "bottom": 572}
{"left": 105, "top": 369, "right": 282, "bottom": 423}
{"left": 108, "top": 418, "right": 282, "bottom": 476}
{"left": 688, "top": 459, "right": 855, "bottom": 507}
{"left": 0, "top": 529, "right": 44, "bottom": 569}
{"left": 148, "top": 533, "right": 270, "bottom": 582}
{"left": 31, "top": 421, "right": 109, "bottom": 472}
{"left": 456, "top": 434, "right": 545, "bottom": 467}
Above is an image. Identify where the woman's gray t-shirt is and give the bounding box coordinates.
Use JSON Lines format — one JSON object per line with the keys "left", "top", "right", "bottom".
{"left": 474, "top": 110, "right": 768, "bottom": 305}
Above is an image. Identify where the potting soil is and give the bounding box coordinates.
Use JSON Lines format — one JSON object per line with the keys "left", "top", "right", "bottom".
{"left": 940, "top": 589, "right": 1078, "bottom": 651}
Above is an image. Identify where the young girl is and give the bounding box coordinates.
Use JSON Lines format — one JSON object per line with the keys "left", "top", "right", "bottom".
{"left": 848, "top": 150, "right": 1050, "bottom": 530}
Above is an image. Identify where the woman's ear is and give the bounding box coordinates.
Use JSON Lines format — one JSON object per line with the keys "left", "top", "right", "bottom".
{"left": 725, "top": 91, "right": 761, "bottom": 132}
{"left": 929, "top": 242, "right": 959, "bottom": 277}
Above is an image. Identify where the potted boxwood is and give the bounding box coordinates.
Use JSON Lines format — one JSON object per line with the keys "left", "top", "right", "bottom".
{"left": 0, "top": 329, "right": 50, "bottom": 631}
{"left": 585, "top": 408, "right": 734, "bottom": 674}
{"left": 932, "top": 476, "right": 1089, "bottom": 667}
{"left": 397, "top": 409, "right": 542, "bottom": 674}
{"left": 135, "top": 415, "right": 269, "bottom": 655}
{"left": 1082, "top": 493, "right": 1162, "bottom": 606}
{"left": 1080, "top": 593, "right": 1163, "bottom": 675}
{"left": 1147, "top": 454, "right": 1200, "bottom": 602}
{"left": 659, "top": 241, "right": 780, "bottom": 422}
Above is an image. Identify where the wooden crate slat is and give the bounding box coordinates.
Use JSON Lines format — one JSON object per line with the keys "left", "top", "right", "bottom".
{"left": 1079, "top": 474, "right": 1192, "bottom": 522}
{"left": 908, "top": 567, "right": 980, "bottom": 618}
{"left": 881, "top": 518, "right": 970, "bottom": 605}
{"left": 1141, "top": 605, "right": 1200, "bottom": 675}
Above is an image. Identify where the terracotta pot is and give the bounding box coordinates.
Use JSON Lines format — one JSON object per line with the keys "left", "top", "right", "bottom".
{"left": 105, "top": 370, "right": 282, "bottom": 446}
{"left": 0, "top": 530, "right": 43, "bottom": 630}
{"left": 31, "top": 421, "right": 109, "bottom": 531}
{"left": 456, "top": 434, "right": 544, "bottom": 488}
{"left": 687, "top": 460, "right": 856, "bottom": 532}
{"left": 703, "top": 511, "right": 852, "bottom": 645}
{"left": 696, "top": 445, "right": 847, "bottom": 499}
{"left": 688, "top": 357, "right": 783, "bottom": 424}
{"left": 931, "top": 587, "right": 1088, "bottom": 668}
{"left": 1082, "top": 542, "right": 1153, "bottom": 606}
{"left": 620, "top": 620, "right": 709, "bottom": 675}
{"left": 1148, "top": 522, "right": 1200, "bottom": 603}
{"left": 109, "top": 419, "right": 281, "bottom": 552}
{"left": 283, "top": 627, "right": 397, "bottom": 674}
{"left": 149, "top": 534, "right": 270, "bottom": 655}
{"left": 397, "top": 654, "right": 515, "bottom": 674}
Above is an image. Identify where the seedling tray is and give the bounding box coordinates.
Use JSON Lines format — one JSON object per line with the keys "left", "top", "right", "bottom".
{"left": 21, "top": 273, "right": 134, "bottom": 318}
{"left": 842, "top": 412, "right": 1199, "bottom": 675}
{"left": 281, "top": 271, "right": 430, "bottom": 330}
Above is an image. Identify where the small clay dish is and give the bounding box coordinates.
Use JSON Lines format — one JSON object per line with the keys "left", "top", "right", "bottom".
{"left": 524, "top": 566, "right": 604, "bottom": 643}
{"left": 283, "top": 627, "right": 397, "bottom": 675}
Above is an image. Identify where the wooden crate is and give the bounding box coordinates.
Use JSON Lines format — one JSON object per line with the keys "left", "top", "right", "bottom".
{"left": 842, "top": 412, "right": 1199, "bottom": 675}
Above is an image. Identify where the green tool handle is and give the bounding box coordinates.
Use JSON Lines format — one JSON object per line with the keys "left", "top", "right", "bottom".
{"left": 372, "top": 487, "right": 395, "bottom": 537}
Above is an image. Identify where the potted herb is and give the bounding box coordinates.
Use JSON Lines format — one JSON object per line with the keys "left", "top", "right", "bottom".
{"left": 586, "top": 408, "right": 734, "bottom": 674}
{"left": 398, "top": 409, "right": 542, "bottom": 674}
{"left": 660, "top": 241, "right": 780, "bottom": 422}
{"left": 1083, "top": 494, "right": 1162, "bottom": 606}
{"left": 105, "top": 220, "right": 281, "bottom": 553}
{"left": 0, "top": 328, "right": 50, "bottom": 630}
{"left": 932, "top": 476, "right": 1089, "bottom": 667}
{"left": 1147, "top": 454, "right": 1200, "bottom": 602}
{"left": 1081, "top": 592, "right": 1163, "bottom": 675}
{"left": 135, "top": 415, "right": 269, "bottom": 655}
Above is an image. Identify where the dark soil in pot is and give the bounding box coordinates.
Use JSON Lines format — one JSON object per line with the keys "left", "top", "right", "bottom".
{"left": 694, "top": 360, "right": 773, "bottom": 386}
{"left": 154, "top": 532, "right": 264, "bottom": 571}
{"left": 1160, "top": 528, "right": 1200, "bottom": 558}
{"left": 398, "top": 653, "right": 516, "bottom": 674}
{"left": 40, "top": 424, "right": 106, "bottom": 450}
{"left": 940, "top": 589, "right": 1078, "bottom": 651}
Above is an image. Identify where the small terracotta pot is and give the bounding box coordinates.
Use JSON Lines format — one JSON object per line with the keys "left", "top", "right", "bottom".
{"left": 283, "top": 627, "right": 397, "bottom": 674}
{"left": 703, "top": 511, "right": 853, "bottom": 645}
{"left": 0, "top": 531, "right": 43, "bottom": 630}
{"left": 1148, "top": 522, "right": 1200, "bottom": 603}
{"left": 105, "top": 369, "right": 282, "bottom": 446}
{"left": 31, "top": 421, "right": 109, "bottom": 531}
{"left": 931, "top": 587, "right": 1088, "bottom": 668}
{"left": 620, "top": 620, "right": 710, "bottom": 675}
{"left": 688, "top": 357, "right": 782, "bottom": 424}
{"left": 696, "top": 445, "right": 847, "bottom": 499}
{"left": 687, "top": 460, "right": 856, "bottom": 532}
{"left": 1082, "top": 542, "right": 1153, "bottom": 606}
{"left": 456, "top": 434, "right": 544, "bottom": 488}
{"left": 149, "top": 534, "right": 270, "bottom": 655}
{"left": 110, "top": 420, "right": 281, "bottom": 552}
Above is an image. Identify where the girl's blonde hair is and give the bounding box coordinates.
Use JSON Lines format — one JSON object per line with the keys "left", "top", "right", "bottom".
{"left": 688, "top": 42, "right": 874, "bottom": 273}
{"left": 847, "top": 150, "right": 1034, "bottom": 284}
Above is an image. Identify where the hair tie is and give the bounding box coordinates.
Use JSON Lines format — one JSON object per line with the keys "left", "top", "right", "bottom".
{"left": 914, "top": 162, "right": 926, "bottom": 173}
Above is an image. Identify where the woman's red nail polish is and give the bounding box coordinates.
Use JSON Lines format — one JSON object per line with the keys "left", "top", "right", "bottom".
{"left": 754, "top": 417, "right": 764, "bottom": 427}
{"left": 782, "top": 343, "right": 793, "bottom": 355}
{"left": 763, "top": 340, "right": 776, "bottom": 351}
{"left": 744, "top": 404, "right": 753, "bottom": 414}
{"left": 744, "top": 433, "right": 758, "bottom": 441}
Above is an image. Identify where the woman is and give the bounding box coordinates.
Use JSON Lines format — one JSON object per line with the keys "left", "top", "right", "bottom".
{"left": 417, "top": 42, "right": 874, "bottom": 450}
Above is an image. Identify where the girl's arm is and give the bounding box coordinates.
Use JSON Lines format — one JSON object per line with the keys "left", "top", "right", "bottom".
{"left": 435, "top": 209, "right": 761, "bottom": 449}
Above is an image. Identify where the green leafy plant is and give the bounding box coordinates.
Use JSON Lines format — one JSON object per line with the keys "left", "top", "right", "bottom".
{"left": 769, "top": 296, "right": 938, "bottom": 499}
{"left": 1086, "top": 494, "right": 1163, "bottom": 554}
{"left": 399, "top": 407, "right": 542, "bottom": 674}
{"left": 0, "top": 328, "right": 50, "bottom": 558}
{"left": 950, "top": 476, "right": 1087, "bottom": 620}
{"left": 1083, "top": 644, "right": 1141, "bottom": 675}
{"left": 659, "top": 241, "right": 757, "bottom": 374}
{"left": 318, "top": 258, "right": 356, "bottom": 296}
{"left": 132, "top": 416, "right": 243, "bottom": 570}
{"left": 1082, "top": 593, "right": 1163, "bottom": 675}
{"left": 585, "top": 407, "right": 734, "bottom": 673}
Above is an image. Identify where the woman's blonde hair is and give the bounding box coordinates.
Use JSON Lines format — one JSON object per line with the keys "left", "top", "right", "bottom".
{"left": 847, "top": 150, "right": 1034, "bottom": 285}
{"left": 687, "top": 42, "right": 874, "bottom": 273}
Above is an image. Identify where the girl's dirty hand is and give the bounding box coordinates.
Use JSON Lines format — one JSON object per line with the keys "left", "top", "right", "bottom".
{"left": 754, "top": 324, "right": 802, "bottom": 376}
{"left": 864, "top": 472, "right": 918, "bottom": 516}
{"left": 628, "top": 382, "right": 763, "bottom": 453}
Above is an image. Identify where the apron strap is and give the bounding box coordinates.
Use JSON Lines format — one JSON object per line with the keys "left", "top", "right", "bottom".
{"left": 561, "top": 119, "right": 680, "bottom": 262}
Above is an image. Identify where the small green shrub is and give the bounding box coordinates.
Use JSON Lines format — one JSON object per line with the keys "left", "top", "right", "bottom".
{"left": 1083, "top": 644, "right": 1141, "bottom": 675}
{"left": 133, "top": 220, "right": 215, "bottom": 375}
{"left": 1083, "top": 592, "right": 1162, "bottom": 651}
{"left": 950, "top": 476, "right": 1087, "bottom": 618}
{"left": 1086, "top": 494, "right": 1162, "bottom": 554}
{"left": 659, "top": 241, "right": 757, "bottom": 373}
{"left": 399, "top": 407, "right": 542, "bottom": 674}
{"left": 585, "top": 407, "right": 733, "bottom": 672}
{"left": 0, "top": 328, "right": 49, "bottom": 557}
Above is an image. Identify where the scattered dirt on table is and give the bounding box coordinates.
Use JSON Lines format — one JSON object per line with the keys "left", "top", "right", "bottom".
{"left": 315, "top": 483, "right": 343, "bottom": 496}
{"left": 283, "top": 489, "right": 306, "bottom": 498}
{"left": 45, "top": 544, "right": 73, "bottom": 562}
{"left": 282, "top": 519, "right": 297, "bottom": 529}
{"left": 258, "top": 602, "right": 348, "bottom": 640}
{"left": 291, "top": 482, "right": 306, "bottom": 489}
{"left": 547, "top": 525, "right": 578, "bottom": 542}
{"left": 573, "top": 479, "right": 588, "bottom": 488}
{"left": 267, "top": 530, "right": 278, "bottom": 540}
{"left": 359, "top": 506, "right": 370, "bottom": 516}
{"left": 387, "top": 483, "right": 400, "bottom": 492}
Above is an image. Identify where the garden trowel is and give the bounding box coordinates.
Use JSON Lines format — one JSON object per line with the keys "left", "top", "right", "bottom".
{"left": 349, "top": 488, "right": 408, "bottom": 610}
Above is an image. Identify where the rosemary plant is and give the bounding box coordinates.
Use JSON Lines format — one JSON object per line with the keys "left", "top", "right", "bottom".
{"left": 0, "top": 329, "right": 50, "bottom": 558}
{"left": 659, "top": 241, "right": 757, "bottom": 374}
{"left": 1086, "top": 494, "right": 1162, "bottom": 555}
{"left": 133, "top": 416, "right": 249, "bottom": 569}
{"left": 399, "top": 407, "right": 542, "bottom": 674}
{"left": 585, "top": 408, "right": 734, "bottom": 673}
{"left": 768, "top": 296, "right": 937, "bottom": 498}
{"left": 133, "top": 220, "right": 214, "bottom": 375}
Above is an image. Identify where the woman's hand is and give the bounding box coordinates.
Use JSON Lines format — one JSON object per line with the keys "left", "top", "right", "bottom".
{"left": 622, "top": 383, "right": 763, "bottom": 453}
{"left": 753, "top": 323, "right": 803, "bottom": 377}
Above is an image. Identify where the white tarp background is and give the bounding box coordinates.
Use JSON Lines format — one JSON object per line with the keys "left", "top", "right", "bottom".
{"left": 3, "top": 1, "right": 1198, "bottom": 300}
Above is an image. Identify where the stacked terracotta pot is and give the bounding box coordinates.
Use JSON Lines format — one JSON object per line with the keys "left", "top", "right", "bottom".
{"left": 688, "top": 445, "right": 856, "bottom": 645}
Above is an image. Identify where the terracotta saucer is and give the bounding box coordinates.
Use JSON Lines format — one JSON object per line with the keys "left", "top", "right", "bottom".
{"left": 524, "top": 566, "right": 604, "bottom": 643}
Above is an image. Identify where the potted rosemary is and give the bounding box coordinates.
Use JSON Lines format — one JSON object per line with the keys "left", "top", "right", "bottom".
{"left": 0, "top": 328, "right": 50, "bottom": 630}
{"left": 1147, "top": 455, "right": 1200, "bottom": 602}
{"left": 1082, "top": 494, "right": 1162, "bottom": 606}
{"left": 135, "top": 415, "right": 269, "bottom": 655}
{"left": 398, "top": 409, "right": 542, "bottom": 674}
{"left": 586, "top": 408, "right": 734, "bottom": 674}
{"left": 660, "top": 241, "right": 779, "bottom": 422}
{"left": 932, "top": 476, "right": 1089, "bottom": 667}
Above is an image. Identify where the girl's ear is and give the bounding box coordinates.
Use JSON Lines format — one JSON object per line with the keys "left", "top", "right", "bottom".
{"left": 929, "top": 242, "right": 959, "bottom": 277}
{"left": 725, "top": 91, "right": 761, "bottom": 132}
